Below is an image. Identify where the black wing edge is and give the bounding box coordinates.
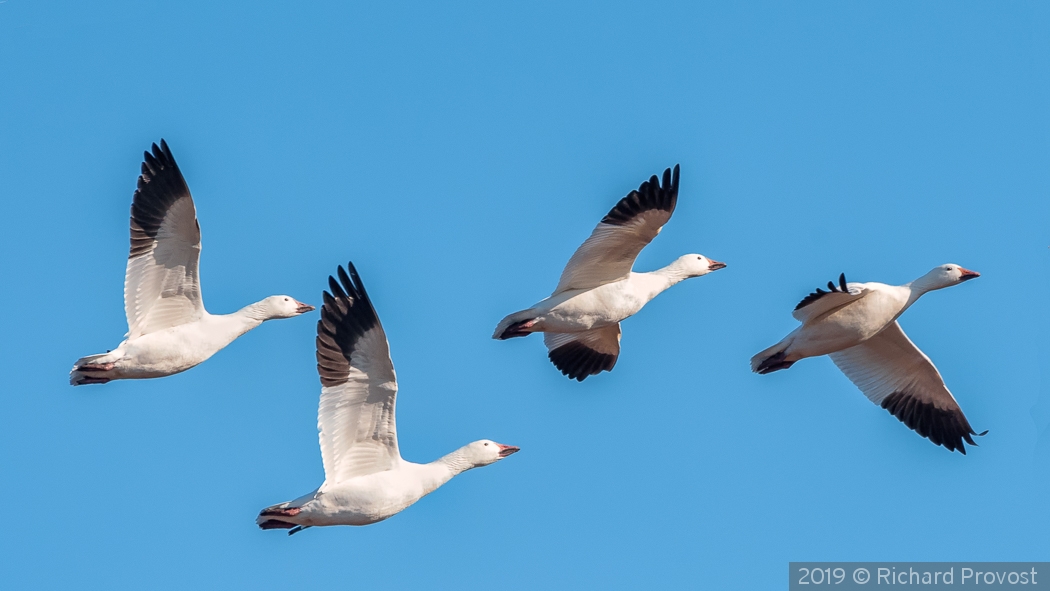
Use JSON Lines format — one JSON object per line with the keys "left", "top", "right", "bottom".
{"left": 316, "top": 262, "right": 382, "bottom": 388}
{"left": 794, "top": 273, "right": 850, "bottom": 311}
{"left": 600, "top": 164, "right": 680, "bottom": 226}
{"left": 881, "top": 390, "right": 988, "bottom": 454}
{"left": 129, "top": 139, "right": 194, "bottom": 258}
{"left": 548, "top": 342, "right": 617, "bottom": 382}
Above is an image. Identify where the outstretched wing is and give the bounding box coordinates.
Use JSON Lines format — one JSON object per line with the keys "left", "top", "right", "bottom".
{"left": 315, "top": 263, "right": 401, "bottom": 485}
{"left": 554, "top": 165, "right": 679, "bottom": 293}
{"left": 829, "top": 321, "right": 984, "bottom": 453}
{"left": 544, "top": 324, "right": 621, "bottom": 381}
{"left": 123, "top": 140, "right": 204, "bottom": 339}
{"left": 792, "top": 273, "right": 867, "bottom": 323}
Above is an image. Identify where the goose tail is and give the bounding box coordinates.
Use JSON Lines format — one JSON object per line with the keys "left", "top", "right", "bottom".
{"left": 492, "top": 309, "right": 539, "bottom": 340}
{"left": 750, "top": 338, "right": 796, "bottom": 374}
{"left": 70, "top": 351, "right": 121, "bottom": 386}
{"left": 257, "top": 501, "right": 308, "bottom": 534}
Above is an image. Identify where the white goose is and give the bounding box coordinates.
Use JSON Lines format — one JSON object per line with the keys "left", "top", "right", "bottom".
{"left": 751, "top": 264, "right": 987, "bottom": 453}
{"left": 493, "top": 165, "right": 725, "bottom": 381}
{"left": 70, "top": 140, "right": 314, "bottom": 385}
{"left": 258, "top": 263, "right": 519, "bottom": 533}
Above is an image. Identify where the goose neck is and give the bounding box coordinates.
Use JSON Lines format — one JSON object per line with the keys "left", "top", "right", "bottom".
{"left": 235, "top": 300, "right": 273, "bottom": 324}
{"left": 435, "top": 447, "right": 475, "bottom": 476}
{"left": 218, "top": 302, "right": 269, "bottom": 339}
{"left": 903, "top": 276, "right": 940, "bottom": 306}
{"left": 647, "top": 264, "right": 690, "bottom": 291}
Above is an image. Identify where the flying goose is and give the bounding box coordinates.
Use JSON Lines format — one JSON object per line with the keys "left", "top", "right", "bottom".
{"left": 70, "top": 140, "right": 313, "bottom": 385}
{"left": 258, "top": 263, "right": 519, "bottom": 533}
{"left": 493, "top": 165, "right": 725, "bottom": 381}
{"left": 751, "top": 264, "right": 986, "bottom": 453}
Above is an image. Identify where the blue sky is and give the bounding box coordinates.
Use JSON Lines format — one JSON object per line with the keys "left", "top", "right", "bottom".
{"left": 1, "top": 1, "right": 1047, "bottom": 588}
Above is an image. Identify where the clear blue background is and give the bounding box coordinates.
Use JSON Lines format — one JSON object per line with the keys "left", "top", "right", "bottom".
{"left": 1, "top": 1, "right": 1047, "bottom": 588}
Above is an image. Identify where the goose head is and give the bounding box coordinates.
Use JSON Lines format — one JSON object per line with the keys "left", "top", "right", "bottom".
{"left": 262, "top": 295, "right": 316, "bottom": 319}
{"left": 914, "top": 264, "right": 980, "bottom": 292}
{"left": 464, "top": 440, "right": 520, "bottom": 467}
{"left": 676, "top": 254, "right": 727, "bottom": 278}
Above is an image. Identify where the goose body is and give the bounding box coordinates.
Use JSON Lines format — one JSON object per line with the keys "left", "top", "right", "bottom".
{"left": 517, "top": 271, "right": 675, "bottom": 333}
{"left": 773, "top": 282, "right": 910, "bottom": 361}
{"left": 494, "top": 165, "right": 725, "bottom": 381}
{"left": 268, "top": 461, "right": 474, "bottom": 527}
{"left": 751, "top": 264, "right": 986, "bottom": 453}
{"left": 70, "top": 141, "right": 313, "bottom": 385}
{"left": 258, "top": 263, "right": 518, "bottom": 533}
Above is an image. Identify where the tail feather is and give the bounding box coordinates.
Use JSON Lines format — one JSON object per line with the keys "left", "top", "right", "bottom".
{"left": 750, "top": 341, "right": 795, "bottom": 374}
{"left": 493, "top": 309, "right": 537, "bottom": 340}
{"left": 258, "top": 519, "right": 297, "bottom": 530}
{"left": 72, "top": 352, "right": 111, "bottom": 367}
{"left": 257, "top": 501, "right": 305, "bottom": 533}
{"left": 70, "top": 352, "right": 119, "bottom": 386}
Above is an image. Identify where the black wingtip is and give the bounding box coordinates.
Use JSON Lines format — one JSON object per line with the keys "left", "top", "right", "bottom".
{"left": 880, "top": 390, "right": 983, "bottom": 454}
{"left": 548, "top": 342, "right": 616, "bottom": 381}
{"left": 599, "top": 165, "right": 680, "bottom": 226}
{"left": 129, "top": 138, "right": 193, "bottom": 258}
{"left": 144, "top": 139, "right": 178, "bottom": 171}
{"left": 795, "top": 272, "right": 850, "bottom": 312}
{"left": 336, "top": 264, "right": 353, "bottom": 294}
{"left": 341, "top": 261, "right": 373, "bottom": 311}
{"left": 327, "top": 274, "right": 345, "bottom": 299}
{"left": 316, "top": 260, "right": 382, "bottom": 388}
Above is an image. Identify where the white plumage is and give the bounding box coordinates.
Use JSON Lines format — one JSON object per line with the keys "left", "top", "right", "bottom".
{"left": 494, "top": 165, "right": 725, "bottom": 381}
{"left": 70, "top": 140, "right": 313, "bottom": 385}
{"left": 751, "top": 264, "right": 986, "bottom": 453}
{"left": 258, "top": 263, "right": 519, "bottom": 533}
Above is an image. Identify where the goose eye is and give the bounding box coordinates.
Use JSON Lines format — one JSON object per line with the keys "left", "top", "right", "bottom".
{"left": 484, "top": 443, "right": 489, "bottom": 446}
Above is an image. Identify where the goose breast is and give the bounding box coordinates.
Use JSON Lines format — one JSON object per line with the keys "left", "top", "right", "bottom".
{"left": 536, "top": 280, "right": 649, "bottom": 332}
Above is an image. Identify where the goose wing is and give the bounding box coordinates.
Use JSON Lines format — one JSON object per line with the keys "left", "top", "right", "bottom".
{"left": 315, "top": 263, "right": 401, "bottom": 485}
{"left": 554, "top": 165, "right": 679, "bottom": 293}
{"left": 543, "top": 324, "right": 621, "bottom": 381}
{"left": 123, "top": 140, "right": 205, "bottom": 339}
{"left": 792, "top": 273, "right": 867, "bottom": 323}
{"left": 829, "top": 321, "right": 984, "bottom": 453}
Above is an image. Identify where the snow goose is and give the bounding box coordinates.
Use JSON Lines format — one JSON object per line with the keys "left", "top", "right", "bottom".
{"left": 70, "top": 140, "right": 314, "bottom": 385}
{"left": 257, "top": 263, "right": 519, "bottom": 533}
{"left": 493, "top": 165, "right": 725, "bottom": 381}
{"left": 751, "top": 264, "right": 987, "bottom": 453}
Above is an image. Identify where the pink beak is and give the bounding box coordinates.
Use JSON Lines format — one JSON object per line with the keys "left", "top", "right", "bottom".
{"left": 295, "top": 301, "right": 316, "bottom": 314}
{"left": 958, "top": 268, "right": 980, "bottom": 282}
{"left": 708, "top": 259, "right": 727, "bottom": 271}
{"left": 497, "top": 444, "right": 520, "bottom": 458}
